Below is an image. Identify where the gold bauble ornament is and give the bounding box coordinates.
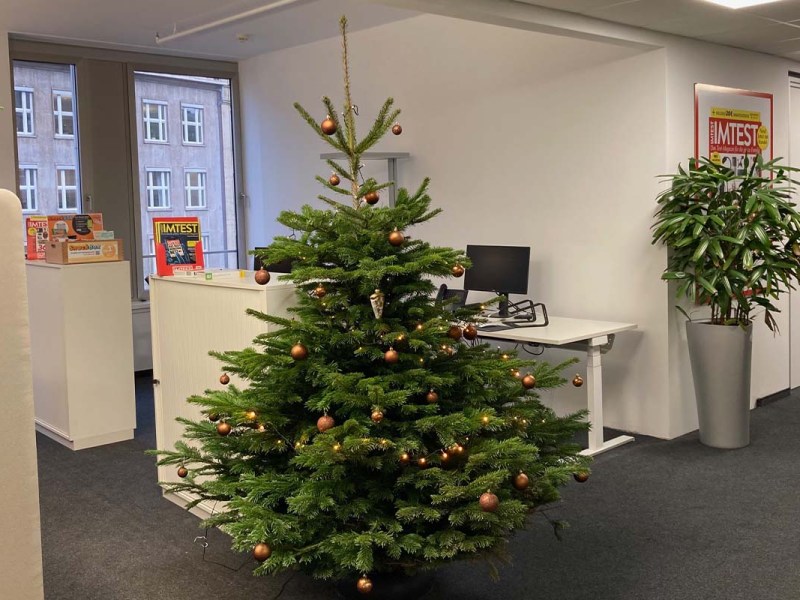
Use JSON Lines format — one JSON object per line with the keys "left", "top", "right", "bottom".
{"left": 245, "top": 410, "right": 257, "bottom": 421}
{"left": 513, "top": 472, "right": 530, "bottom": 491}
{"left": 451, "top": 264, "right": 465, "bottom": 278}
{"left": 219, "top": 373, "right": 230, "bottom": 385}
{"left": 291, "top": 342, "right": 308, "bottom": 361}
{"left": 463, "top": 324, "right": 478, "bottom": 340}
{"left": 371, "top": 410, "right": 384, "bottom": 423}
{"left": 391, "top": 123, "right": 402, "bottom": 135}
{"left": 479, "top": 491, "right": 499, "bottom": 512}
{"left": 317, "top": 414, "right": 335, "bottom": 433}
{"left": 320, "top": 116, "right": 337, "bottom": 135}
{"left": 388, "top": 228, "right": 405, "bottom": 247}
{"left": 329, "top": 173, "right": 340, "bottom": 186}
{"left": 254, "top": 268, "right": 271, "bottom": 285}
{"left": 793, "top": 242, "right": 800, "bottom": 257}
{"left": 426, "top": 390, "right": 439, "bottom": 404}
{"left": 216, "top": 422, "right": 232, "bottom": 436}
{"left": 572, "top": 374, "right": 584, "bottom": 388}
{"left": 314, "top": 285, "right": 327, "bottom": 298}
{"left": 522, "top": 374, "right": 536, "bottom": 389}
{"left": 384, "top": 347, "right": 399, "bottom": 364}
{"left": 365, "top": 191, "right": 380, "bottom": 205}
{"left": 177, "top": 466, "right": 188, "bottom": 478}
{"left": 253, "top": 543, "right": 272, "bottom": 562}
{"left": 356, "top": 576, "right": 373, "bottom": 594}
{"left": 574, "top": 471, "right": 590, "bottom": 483}
{"left": 447, "top": 325, "right": 463, "bottom": 341}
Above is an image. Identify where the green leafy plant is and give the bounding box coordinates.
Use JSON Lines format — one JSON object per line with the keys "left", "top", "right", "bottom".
{"left": 652, "top": 155, "right": 800, "bottom": 330}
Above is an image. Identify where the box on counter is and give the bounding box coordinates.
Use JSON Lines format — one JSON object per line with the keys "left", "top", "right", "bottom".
{"left": 48, "top": 213, "right": 104, "bottom": 241}
{"left": 44, "top": 239, "right": 123, "bottom": 264}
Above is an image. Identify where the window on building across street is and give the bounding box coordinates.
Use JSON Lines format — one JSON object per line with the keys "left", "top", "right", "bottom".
{"left": 57, "top": 167, "right": 79, "bottom": 212}
{"left": 185, "top": 170, "right": 207, "bottom": 209}
{"left": 182, "top": 104, "right": 204, "bottom": 145}
{"left": 53, "top": 91, "right": 75, "bottom": 137}
{"left": 146, "top": 169, "right": 171, "bottom": 209}
{"left": 15, "top": 87, "right": 34, "bottom": 136}
{"left": 18, "top": 166, "right": 38, "bottom": 212}
{"left": 143, "top": 100, "right": 167, "bottom": 142}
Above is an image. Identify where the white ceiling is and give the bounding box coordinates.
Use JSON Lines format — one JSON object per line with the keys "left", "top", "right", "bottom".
{"left": 1, "top": 0, "right": 416, "bottom": 61}
{"left": 513, "top": 0, "right": 800, "bottom": 58}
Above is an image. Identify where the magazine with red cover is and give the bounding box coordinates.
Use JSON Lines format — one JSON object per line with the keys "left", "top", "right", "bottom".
{"left": 153, "top": 217, "right": 204, "bottom": 276}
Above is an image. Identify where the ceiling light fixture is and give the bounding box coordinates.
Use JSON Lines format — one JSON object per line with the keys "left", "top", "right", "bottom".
{"left": 703, "top": 0, "right": 783, "bottom": 9}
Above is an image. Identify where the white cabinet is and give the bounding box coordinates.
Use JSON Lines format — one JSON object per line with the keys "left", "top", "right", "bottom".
{"left": 26, "top": 261, "right": 137, "bottom": 450}
{"left": 149, "top": 272, "right": 295, "bottom": 516}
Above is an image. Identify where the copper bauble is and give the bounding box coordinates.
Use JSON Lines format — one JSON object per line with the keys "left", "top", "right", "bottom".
{"left": 513, "top": 472, "right": 530, "bottom": 491}
{"left": 216, "top": 422, "right": 232, "bottom": 436}
{"left": 426, "top": 390, "right": 439, "bottom": 404}
{"left": 572, "top": 374, "right": 584, "bottom": 388}
{"left": 208, "top": 412, "right": 220, "bottom": 422}
{"left": 356, "top": 576, "right": 373, "bottom": 594}
{"left": 479, "top": 491, "right": 499, "bottom": 512}
{"left": 463, "top": 324, "right": 478, "bottom": 340}
{"left": 388, "top": 228, "right": 405, "bottom": 247}
{"left": 447, "top": 325, "right": 463, "bottom": 341}
{"left": 177, "top": 466, "right": 188, "bottom": 478}
{"left": 391, "top": 123, "right": 402, "bottom": 135}
{"left": 365, "top": 191, "right": 380, "bottom": 205}
{"left": 329, "top": 173, "right": 340, "bottom": 186}
{"left": 321, "top": 116, "right": 337, "bottom": 135}
{"left": 253, "top": 543, "right": 272, "bottom": 562}
{"left": 254, "top": 268, "right": 271, "bottom": 285}
{"left": 522, "top": 374, "right": 536, "bottom": 389}
{"left": 384, "top": 347, "right": 399, "bottom": 364}
{"left": 291, "top": 342, "right": 308, "bottom": 361}
{"left": 451, "top": 264, "right": 465, "bottom": 278}
{"left": 371, "top": 410, "right": 384, "bottom": 423}
{"left": 574, "top": 471, "right": 590, "bottom": 483}
{"left": 219, "top": 373, "right": 230, "bottom": 385}
{"left": 317, "top": 414, "right": 335, "bottom": 433}
{"left": 315, "top": 285, "right": 327, "bottom": 298}
{"left": 399, "top": 452, "right": 410, "bottom": 465}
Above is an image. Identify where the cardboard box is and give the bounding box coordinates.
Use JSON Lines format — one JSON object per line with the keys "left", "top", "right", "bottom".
{"left": 44, "top": 239, "right": 123, "bottom": 264}
{"left": 48, "top": 213, "right": 104, "bottom": 241}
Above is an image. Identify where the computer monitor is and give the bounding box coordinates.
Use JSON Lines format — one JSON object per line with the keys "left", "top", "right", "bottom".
{"left": 253, "top": 248, "right": 294, "bottom": 273}
{"left": 464, "top": 245, "right": 530, "bottom": 317}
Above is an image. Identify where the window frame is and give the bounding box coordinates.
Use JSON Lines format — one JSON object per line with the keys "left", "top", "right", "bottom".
{"left": 56, "top": 166, "right": 79, "bottom": 212}
{"left": 18, "top": 164, "right": 38, "bottom": 213}
{"left": 142, "top": 99, "right": 168, "bottom": 143}
{"left": 181, "top": 103, "right": 204, "bottom": 145}
{"left": 145, "top": 168, "right": 172, "bottom": 210}
{"left": 53, "top": 89, "right": 75, "bottom": 138}
{"left": 184, "top": 168, "right": 207, "bottom": 210}
{"left": 15, "top": 86, "right": 35, "bottom": 136}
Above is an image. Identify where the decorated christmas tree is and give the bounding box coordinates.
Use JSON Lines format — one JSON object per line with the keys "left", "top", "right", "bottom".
{"left": 156, "top": 17, "right": 590, "bottom": 596}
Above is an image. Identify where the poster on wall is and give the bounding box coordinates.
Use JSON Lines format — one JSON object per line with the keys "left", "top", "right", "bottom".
{"left": 695, "top": 84, "right": 773, "bottom": 176}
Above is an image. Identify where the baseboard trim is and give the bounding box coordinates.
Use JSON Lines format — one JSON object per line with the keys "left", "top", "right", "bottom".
{"left": 756, "top": 388, "right": 790, "bottom": 408}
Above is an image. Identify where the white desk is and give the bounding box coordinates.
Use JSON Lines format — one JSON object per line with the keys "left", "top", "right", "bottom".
{"left": 477, "top": 316, "right": 637, "bottom": 456}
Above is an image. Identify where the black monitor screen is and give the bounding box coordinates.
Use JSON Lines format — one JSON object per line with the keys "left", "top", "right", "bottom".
{"left": 464, "top": 245, "right": 530, "bottom": 295}
{"left": 253, "top": 248, "right": 294, "bottom": 273}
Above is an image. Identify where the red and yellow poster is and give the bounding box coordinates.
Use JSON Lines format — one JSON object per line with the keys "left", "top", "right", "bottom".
{"left": 153, "top": 216, "right": 204, "bottom": 276}
{"left": 695, "top": 84, "right": 773, "bottom": 174}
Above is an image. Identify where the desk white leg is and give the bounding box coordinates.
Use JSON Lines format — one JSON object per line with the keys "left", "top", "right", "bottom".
{"left": 579, "top": 340, "right": 634, "bottom": 457}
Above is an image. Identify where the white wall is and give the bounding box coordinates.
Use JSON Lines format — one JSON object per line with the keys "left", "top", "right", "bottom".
{"left": 240, "top": 15, "right": 672, "bottom": 437}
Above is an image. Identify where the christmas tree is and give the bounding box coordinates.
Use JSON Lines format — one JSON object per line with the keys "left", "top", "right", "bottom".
{"left": 156, "top": 17, "right": 590, "bottom": 595}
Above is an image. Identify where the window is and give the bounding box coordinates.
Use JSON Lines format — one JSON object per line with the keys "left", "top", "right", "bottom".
{"left": 202, "top": 234, "right": 210, "bottom": 252}
{"left": 185, "top": 170, "right": 207, "bottom": 209}
{"left": 146, "top": 169, "right": 171, "bottom": 209}
{"left": 182, "top": 104, "right": 204, "bottom": 144}
{"left": 18, "top": 166, "right": 38, "bottom": 212}
{"left": 53, "top": 91, "right": 75, "bottom": 137}
{"left": 56, "top": 167, "right": 79, "bottom": 211}
{"left": 143, "top": 101, "right": 167, "bottom": 142}
{"left": 15, "top": 87, "right": 34, "bottom": 135}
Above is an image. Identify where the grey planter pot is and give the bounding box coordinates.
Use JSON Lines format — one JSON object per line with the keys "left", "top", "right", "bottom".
{"left": 686, "top": 320, "right": 752, "bottom": 449}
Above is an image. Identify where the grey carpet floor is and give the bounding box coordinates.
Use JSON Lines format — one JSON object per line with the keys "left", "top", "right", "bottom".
{"left": 37, "top": 374, "right": 800, "bottom": 600}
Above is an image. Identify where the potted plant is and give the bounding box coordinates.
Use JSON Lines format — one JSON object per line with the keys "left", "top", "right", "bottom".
{"left": 652, "top": 155, "right": 800, "bottom": 448}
